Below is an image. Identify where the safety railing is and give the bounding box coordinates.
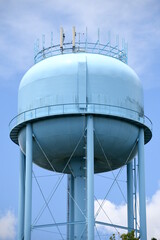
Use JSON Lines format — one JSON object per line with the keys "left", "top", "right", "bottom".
{"left": 9, "top": 103, "right": 152, "bottom": 133}
{"left": 34, "top": 41, "right": 127, "bottom": 64}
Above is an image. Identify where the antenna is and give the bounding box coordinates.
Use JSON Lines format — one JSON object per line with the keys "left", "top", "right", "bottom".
{"left": 108, "top": 30, "right": 111, "bottom": 44}
{"left": 34, "top": 38, "right": 39, "bottom": 57}
{"left": 51, "top": 32, "right": 53, "bottom": 47}
{"left": 116, "top": 34, "right": 119, "bottom": 47}
{"left": 85, "top": 27, "right": 88, "bottom": 50}
{"left": 72, "top": 26, "right": 76, "bottom": 50}
{"left": 98, "top": 28, "right": 100, "bottom": 53}
{"left": 60, "top": 27, "right": 65, "bottom": 50}
{"left": 122, "top": 38, "right": 125, "bottom": 50}
{"left": 42, "top": 34, "right": 45, "bottom": 49}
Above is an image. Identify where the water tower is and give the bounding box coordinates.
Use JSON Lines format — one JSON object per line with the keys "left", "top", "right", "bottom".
{"left": 10, "top": 27, "right": 152, "bottom": 240}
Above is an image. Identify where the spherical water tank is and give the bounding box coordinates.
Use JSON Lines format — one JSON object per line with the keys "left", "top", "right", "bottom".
{"left": 10, "top": 53, "right": 152, "bottom": 173}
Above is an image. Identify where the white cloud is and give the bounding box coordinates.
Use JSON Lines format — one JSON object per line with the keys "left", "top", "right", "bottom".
{"left": 95, "top": 188, "right": 160, "bottom": 239}
{"left": 1, "top": 0, "right": 160, "bottom": 67}
{"left": 0, "top": 211, "right": 17, "bottom": 240}
{"left": 95, "top": 199, "right": 127, "bottom": 236}
{"left": 1, "top": 0, "right": 160, "bottom": 88}
{"left": 147, "top": 189, "right": 160, "bottom": 240}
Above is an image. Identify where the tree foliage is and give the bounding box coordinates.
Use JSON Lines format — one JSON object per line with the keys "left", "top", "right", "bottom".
{"left": 121, "top": 230, "right": 139, "bottom": 239}
{"left": 110, "top": 231, "right": 157, "bottom": 240}
{"left": 109, "top": 233, "right": 116, "bottom": 240}
{"left": 109, "top": 231, "right": 139, "bottom": 240}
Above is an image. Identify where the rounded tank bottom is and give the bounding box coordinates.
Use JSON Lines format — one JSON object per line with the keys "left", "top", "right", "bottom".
{"left": 18, "top": 115, "right": 139, "bottom": 173}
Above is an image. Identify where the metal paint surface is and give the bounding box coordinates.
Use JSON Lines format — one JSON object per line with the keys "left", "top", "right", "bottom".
{"left": 18, "top": 53, "right": 143, "bottom": 115}
{"left": 10, "top": 53, "right": 152, "bottom": 173}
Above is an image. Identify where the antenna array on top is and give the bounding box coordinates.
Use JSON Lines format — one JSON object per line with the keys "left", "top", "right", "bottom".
{"left": 34, "top": 27, "right": 128, "bottom": 64}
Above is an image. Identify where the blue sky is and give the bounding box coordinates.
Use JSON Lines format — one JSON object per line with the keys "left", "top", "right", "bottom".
{"left": 0, "top": 0, "right": 160, "bottom": 239}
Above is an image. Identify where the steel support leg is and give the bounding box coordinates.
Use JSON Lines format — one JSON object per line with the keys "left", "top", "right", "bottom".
{"left": 127, "top": 160, "right": 134, "bottom": 232}
{"left": 24, "top": 124, "right": 33, "bottom": 240}
{"left": 134, "top": 158, "right": 138, "bottom": 238}
{"left": 87, "top": 115, "right": 94, "bottom": 240}
{"left": 138, "top": 128, "right": 147, "bottom": 240}
{"left": 18, "top": 151, "right": 25, "bottom": 240}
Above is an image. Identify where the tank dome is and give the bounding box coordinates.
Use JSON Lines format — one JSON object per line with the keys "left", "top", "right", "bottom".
{"left": 10, "top": 53, "right": 152, "bottom": 173}
{"left": 18, "top": 53, "right": 143, "bottom": 116}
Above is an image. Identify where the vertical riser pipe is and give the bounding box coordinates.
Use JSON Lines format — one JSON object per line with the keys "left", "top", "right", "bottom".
{"left": 70, "top": 158, "right": 86, "bottom": 239}
{"left": 87, "top": 116, "right": 94, "bottom": 240}
{"left": 74, "top": 175, "right": 86, "bottom": 239}
{"left": 68, "top": 174, "right": 74, "bottom": 240}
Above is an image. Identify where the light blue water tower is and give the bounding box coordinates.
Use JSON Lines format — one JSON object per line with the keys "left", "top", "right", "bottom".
{"left": 10, "top": 27, "right": 152, "bottom": 240}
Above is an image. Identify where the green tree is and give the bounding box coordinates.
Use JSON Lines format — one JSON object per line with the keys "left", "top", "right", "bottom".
{"left": 109, "top": 233, "right": 116, "bottom": 240}
{"left": 110, "top": 231, "right": 157, "bottom": 240}
{"left": 109, "top": 231, "right": 139, "bottom": 240}
{"left": 120, "top": 231, "right": 139, "bottom": 240}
